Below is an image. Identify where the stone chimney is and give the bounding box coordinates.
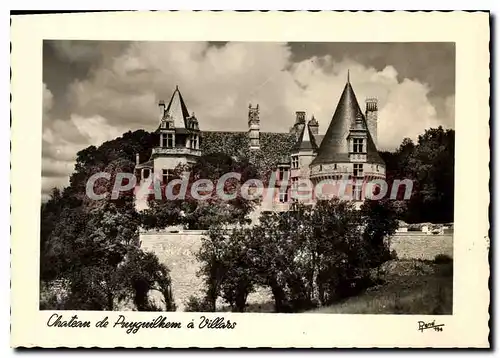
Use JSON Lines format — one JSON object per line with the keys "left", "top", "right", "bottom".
{"left": 248, "top": 103, "right": 260, "bottom": 150}
{"left": 365, "top": 98, "right": 378, "bottom": 148}
{"left": 159, "top": 99, "right": 166, "bottom": 119}
{"left": 308, "top": 115, "right": 319, "bottom": 135}
{"left": 295, "top": 111, "right": 306, "bottom": 125}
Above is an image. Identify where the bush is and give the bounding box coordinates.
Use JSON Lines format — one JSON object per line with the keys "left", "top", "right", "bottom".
{"left": 184, "top": 295, "right": 215, "bottom": 312}
{"left": 433, "top": 254, "right": 453, "bottom": 264}
{"left": 195, "top": 198, "right": 400, "bottom": 313}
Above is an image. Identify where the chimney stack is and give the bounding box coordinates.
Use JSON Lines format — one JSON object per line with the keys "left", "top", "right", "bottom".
{"left": 365, "top": 98, "right": 378, "bottom": 148}
{"left": 308, "top": 115, "right": 319, "bottom": 135}
{"left": 136, "top": 153, "right": 140, "bottom": 166}
{"left": 248, "top": 103, "right": 260, "bottom": 150}
{"left": 295, "top": 111, "right": 306, "bottom": 124}
{"left": 159, "top": 99, "right": 166, "bottom": 119}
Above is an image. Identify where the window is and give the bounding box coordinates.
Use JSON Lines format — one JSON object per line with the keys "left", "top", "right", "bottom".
{"left": 191, "top": 135, "right": 199, "bottom": 149}
{"left": 291, "top": 155, "right": 299, "bottom": 169}
{"left": 161, "top": 133, "right": 174, "bottom": 147}
{"left": 162, "top": 169, "right": 174, "bottom": 184}
{"left": 334, "top": 163, "right": 337, "bottom": 170}
{"left": 160, "top": 121, "right": 166, "bottom": 129}
{"left": 278, "top": 167, "right": 289, "bottom": 181}
{"left": 353, "top": 183, "right": 362, "bottom": 200}
{"left": 353, "top": 138, "right": 364, "bottom": 153}
{"left": 143, "top": 169, "right": 150, "bottom": 179}
{"left": 279, "top": 187, "right": 288, "bottom": 203}
{"left": 376, "top": 165, "right": 379, "bottom": 172}
{"left": 353, "top": 164, "right": 363, "bottom": 177}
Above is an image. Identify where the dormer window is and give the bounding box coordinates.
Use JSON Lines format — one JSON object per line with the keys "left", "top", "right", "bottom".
{"left": 353, "top": 138, "right": 364, "bottom": 153}
{"left": 291, "top": 155, "right": 299, "bottom": 169}
{"left": 161, "top": 121, "right": 167, "bottom": 129}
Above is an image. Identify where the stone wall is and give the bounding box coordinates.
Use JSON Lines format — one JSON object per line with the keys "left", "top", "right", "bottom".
{"left": 140, "top": 229, "right": 453, "bottom": 311}
{"left": 388, "top": 232, "right": 453, "bottom": 260}
{"left": 140, "top": 230, "right": 204, "bottom": 311}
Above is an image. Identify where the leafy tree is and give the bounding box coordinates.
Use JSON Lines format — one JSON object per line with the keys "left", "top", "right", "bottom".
{"left": 197, "top": 225, "right": 255, "bottom": 312}
{"left": 359, "top": 198, "right": 399, "bottom": 268}
{"left": 380, "top": 127, "right": 454, "bottom": 223}
{"left": 195, "top": 198, "right": 399, "bottom": 312}
{"left": 40, "top": 130, "right": 175, "bottom": 311}
{"left": 140, "top": 152, "right": 259, "bottom": 231}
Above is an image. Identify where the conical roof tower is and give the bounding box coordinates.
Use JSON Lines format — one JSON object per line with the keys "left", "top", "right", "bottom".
{"left": 311, "top": 75, "right": 383, "bottom": 166}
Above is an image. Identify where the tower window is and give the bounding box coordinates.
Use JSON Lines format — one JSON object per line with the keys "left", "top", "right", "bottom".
{"left": 353, "top": 138, "right": 364, "bottom": 153}
{"left": 279, "top": 187, "right": 289, "bottom": 203}
{"left": 353, "top": 164, "right": 363, "bottom": 177}
{"left": 291, "top": 155, "right": 299, "bottom": 169}
{"left": 161, "top": 133, "right": 174, "bottom": 148}
{"left": 334, "top": 163, "right": 337, "bottom": 170}
{"left": 376, "top": 165, "right": 379, "bottom": 172}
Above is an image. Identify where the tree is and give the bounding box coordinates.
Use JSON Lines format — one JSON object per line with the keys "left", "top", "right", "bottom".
{"left": 140, "top": 152, "right": 259, "bottom": 231}
{"left": 195, "top": 197, "right": 401, "bottom": 312}
{"left": 359, "top": 198, "right": 399, "bottom": 268}
{"left": 381, "top": 127, "right": 455, "bottom": 223}
{"left": 197, "top": 225, "right": 255, "bottom": 312}
{"left": 40, "top": 130, "right": 175, "bottom": 311}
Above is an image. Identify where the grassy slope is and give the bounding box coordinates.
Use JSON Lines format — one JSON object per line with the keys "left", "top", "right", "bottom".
{"left": 310, "top": 261, "right": 453, "bottom": 315}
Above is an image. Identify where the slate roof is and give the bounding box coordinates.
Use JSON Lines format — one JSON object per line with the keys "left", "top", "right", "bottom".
{"left": 311, "top": 79, "right": 384, "bottom": 165}
{"left": 156, "top": 86, "right": 191, "bottom": 132}
{"left": 292, "top": 122, "right": 318, "bottom": 151}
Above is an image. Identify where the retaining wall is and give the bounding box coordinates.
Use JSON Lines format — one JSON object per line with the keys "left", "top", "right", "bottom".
{"left": 140, "top": 230, "right": 453, "bottom": 311}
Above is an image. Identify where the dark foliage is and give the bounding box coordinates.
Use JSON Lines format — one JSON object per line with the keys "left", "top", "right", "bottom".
{"left": 40, "top": 130, "right": 175, "bottom": 311}
{"left": 380, "top": 126, "right": 454, "bottom": 223}
{"left": 196, "top": 199, "right": 399, "bottom": 312}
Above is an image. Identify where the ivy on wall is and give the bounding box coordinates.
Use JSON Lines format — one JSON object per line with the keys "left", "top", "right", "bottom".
{"left": 201, "top": 131, "right": 297, "bottom": 180}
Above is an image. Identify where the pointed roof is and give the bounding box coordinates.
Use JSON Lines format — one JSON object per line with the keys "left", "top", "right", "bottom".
{"left": 311, "top": 78, "right": 384, "bottom": 165}
{"left": 163, "top": 85, "right": 191, "bottom": 129}
{"left": 293, "top": 122, "right": 317, "bottom": 151}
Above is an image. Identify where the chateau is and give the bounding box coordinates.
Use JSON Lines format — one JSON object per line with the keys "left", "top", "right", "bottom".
{"left": 135, "top": 73, "right": 386, "bottom": 212}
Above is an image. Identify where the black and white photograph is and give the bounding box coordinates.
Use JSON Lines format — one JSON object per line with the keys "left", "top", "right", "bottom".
{"left": 10, "top": 11, "right": 489, "bottom": 348}
{"left": 40, "top": 40, "right": 455, "bottom": 314}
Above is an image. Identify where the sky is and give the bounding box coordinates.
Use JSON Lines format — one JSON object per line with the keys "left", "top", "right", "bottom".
{"left": 42, "top": 41, "right": 455, "bottom": 200}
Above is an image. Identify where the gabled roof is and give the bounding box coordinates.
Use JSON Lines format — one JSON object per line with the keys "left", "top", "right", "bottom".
{"left": 311, "top": 77, "right": 384, "bottom": 165}
{"left": 293, "top": 122, "right": 317, "bottom": 152}
{"left": 161, "top": 86, "right": 191, "bottom": 129}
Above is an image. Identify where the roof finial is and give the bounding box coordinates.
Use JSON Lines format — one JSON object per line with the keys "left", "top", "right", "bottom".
{"left": 347, "top": 69, "right": 350, "bottom": 83}
{"left": 176, "top": 85, "right": 179, "bottom": 90}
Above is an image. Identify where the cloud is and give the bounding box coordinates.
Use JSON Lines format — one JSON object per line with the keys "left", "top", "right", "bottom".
{"left": 42, "top": 41, "right": 455, "bottom": 196}
{"left": 42, "top": 82, "right": 124, "bottom": 196}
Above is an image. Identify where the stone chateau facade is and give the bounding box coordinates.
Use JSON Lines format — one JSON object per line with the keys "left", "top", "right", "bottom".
{"left": 135, "top": 73, "right": 386, "bottom": 212}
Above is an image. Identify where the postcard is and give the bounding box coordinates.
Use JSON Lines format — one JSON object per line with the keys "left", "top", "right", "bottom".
{"left": 10, "top": 11, "right": 490, "bottom": 348}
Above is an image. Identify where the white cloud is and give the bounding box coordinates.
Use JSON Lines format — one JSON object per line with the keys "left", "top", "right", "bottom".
{"left": 42, "top": 112, "right": 124, "bottom": 196}
{"left": 42, "top": 42, "right": 455, "bottom": 195}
